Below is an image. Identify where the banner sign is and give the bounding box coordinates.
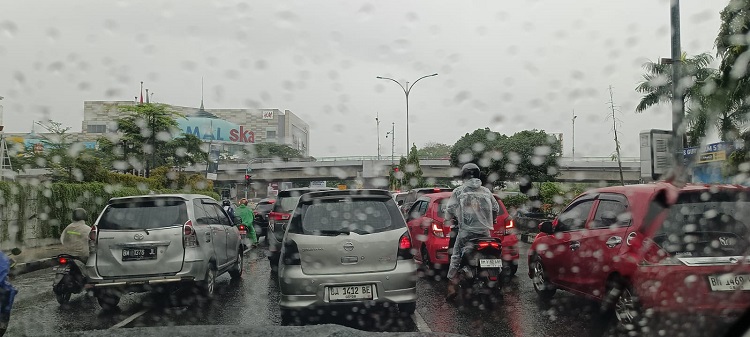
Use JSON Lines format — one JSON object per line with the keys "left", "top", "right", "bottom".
{"left": 178, "top": 117, "right": 255, "bottom": 144}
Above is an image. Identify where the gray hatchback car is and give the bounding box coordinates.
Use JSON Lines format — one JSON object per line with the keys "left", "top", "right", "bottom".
{"left": 85, "top": 194, "right": 244, "bottom": 310}
{"left": 277, "top": 189, "right": 418, "bottom": 321}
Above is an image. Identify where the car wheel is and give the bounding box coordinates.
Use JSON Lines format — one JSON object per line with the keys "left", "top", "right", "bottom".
{"left": 96, "top": 293, "right": 120, "bottom": 311}
{"left": 229, "top": 251, "right": 243, "bottom": 279}
{"left": 398, "top": 301, "right": 416, "bottom": 316}
{"left": 421, "top": 246, "right": 432, "bottom": 270}
{"left": 200, "top": 267, "right": 217, "bottom": 299}
{"left": 270, "top": 253, "right": 280, "bottom": 274}
{"left": 531, "top": 256, "right": 556, "bottom": 300}
{"left": 280, "top": 308, "right": 300, "bottom": 325}
{"left": 55, "top": 291, "right": 71, "bottom": 305}
{"left": 613, "top": 283, "right": 645, "bottom": 331}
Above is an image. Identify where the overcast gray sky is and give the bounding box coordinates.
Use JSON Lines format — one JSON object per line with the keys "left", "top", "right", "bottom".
{"left": 0, "top": 0, "right": 728, "bottom": 158}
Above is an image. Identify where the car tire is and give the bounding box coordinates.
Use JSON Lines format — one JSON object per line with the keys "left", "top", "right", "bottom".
{"left": 280, "top": 308, "right": 300, "bottom": 325}
{"left": 420, "top": 246, "right": 432, "bottom": 271}
{"left": 55, "top": 291, "right": 71, "bottom": 305}
{"left": 269, "top": 253, "right": 280, "bottom": 274}
{"left": 229, "top": 251, "right": 243, "bottom": 279}
{"left": 96, "top": 293, "right": 120, "bottom": 311}
{"left": 610, "top": 281, "right": 645, "bottom": 332}
{"left": 398, "top": 302, "right": 417, "bottom": 315}
{"left": 531, "top": 256, "right": 556, "bottom": 301}
{"left": 200, "top": 266, "right": 217, "bottom": 299}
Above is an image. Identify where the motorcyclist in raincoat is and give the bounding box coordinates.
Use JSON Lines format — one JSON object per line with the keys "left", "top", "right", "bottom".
{"left": 60, "top": 208, "right": 92, "bottom": 263}
{"left": 0, "top": 250, "right": 17, "bottom": 336}
{"left": 236, "top": 198, "right": 257, "bottom": 247}
{"left": 222, "top": 199, "right": 236, "bottom": 219}
{"left": 445, "top": 163, "right": 499, "bottom": 299}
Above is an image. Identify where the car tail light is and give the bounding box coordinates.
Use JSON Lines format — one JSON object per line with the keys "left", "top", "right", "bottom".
{"left": 269, "top": 212, "right": 290, "bottom": 221}
{"left": 505, "top": 218, "right": 515, "bottom": 229}
{"left": 238, "top": 225, "right": 246, "bottom": 232}
{"left": 398, "top": 232, "right": 414, "bottom": 260}
{"left": 57, "top": 256, "right": 69, "bottom": 265}
{"left": 432, "top": 222, "right": 445, "bottom": 238}
{"left": 89, "top": 225, "right": 98, "bottom": 241}
{"left": 478, "top": 241, "right": 500, "bottom": 250}
{"left": 282, "top": 240, "right": 301, "bottom": 265}
{"left": 183, "top": 220, "right": 198, "bottom": 247}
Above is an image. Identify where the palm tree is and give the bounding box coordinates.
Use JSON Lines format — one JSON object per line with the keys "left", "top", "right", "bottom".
{"left": 634, "top": 52, "right": 737, "bottom": 145}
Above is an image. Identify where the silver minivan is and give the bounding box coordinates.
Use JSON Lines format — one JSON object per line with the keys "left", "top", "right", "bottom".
{"left": 85, "top": 194, "right": 244, "bottom": 310}
{"left": 278, "top": 189, "right": 418, "bottom": 322}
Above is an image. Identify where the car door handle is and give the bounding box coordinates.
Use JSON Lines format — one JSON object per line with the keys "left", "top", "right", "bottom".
{"left": 570, "top": 241, "right": 580, "bottom": 251}
{"left": 606, "top": 236, "right": 623, "bottom": 248}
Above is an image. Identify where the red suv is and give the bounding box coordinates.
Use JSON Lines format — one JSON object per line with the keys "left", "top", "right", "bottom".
{"left": 405, "top": 192, "right": 519, "bottom": 276}
{"left": 528, "top": 183, "right": 750, "bottom": 331}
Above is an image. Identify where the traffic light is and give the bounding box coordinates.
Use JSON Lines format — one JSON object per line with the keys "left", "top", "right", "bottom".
{"left": 244, "top": 174, "right": 251, "bottom": 184}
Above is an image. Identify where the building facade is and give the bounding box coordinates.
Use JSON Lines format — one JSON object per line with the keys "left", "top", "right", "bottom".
{"left": 81, "top": 101, "right": 310, "bottom": 156}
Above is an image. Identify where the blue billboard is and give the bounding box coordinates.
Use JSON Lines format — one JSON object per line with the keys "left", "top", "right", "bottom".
{"left": 177, "top": 117, "right": 255, "bottom": 144}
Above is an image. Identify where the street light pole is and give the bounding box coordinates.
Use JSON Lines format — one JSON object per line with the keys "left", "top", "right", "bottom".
{"left": 376, "top": 73, "right": 438, "bottom": 156}
{"left": 670, "top": 0, "right": 685, "bottom": 177}
{"left": 386, "top": 122, "right": 395, "bottom": 167}
{"left": 376, "top": 113, "right": 381, "bottom": 160}
{"left": 572, "top": 111, "right": 577, "bottom": 160}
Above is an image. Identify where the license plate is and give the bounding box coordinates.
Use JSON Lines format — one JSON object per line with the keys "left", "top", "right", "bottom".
{"left": 239, "top": 230, "right": 247, "bottom": 235}
{"left": 479, "top": 259, "right": 503, "bottom": 268}
{"left": 328, "top": 285, "right": 374, "bottom": 301}
{"left": 708, "top": 274, "right": 750, "bottom": 291}
{"left": 122, "top": 247, "right": 157, "bottom": 261}
{"left": 52, "top": 266, "right": 70, "bottom": 273}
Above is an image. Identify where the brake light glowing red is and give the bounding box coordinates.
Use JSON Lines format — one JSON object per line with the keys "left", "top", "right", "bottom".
{"left": 89, "top": 225, "right": 98, "bottom": 241}
{"left": 433, "top": 188, "right": 441, "bottom": 192}
{"left": 505, "top": 219, "right": 515, "bottom": 229}
{"left": 58, "top": 257, "right": 68, "bottom": 265}
{"left": 238, "top": 225, "right": 246, "bottom": 231}
{"left": 432, "top": 222, "right": 445, "bottom": 238}
{"left": 478, "top": 241, "right": 500, "bottom": 249}
{"left": 399, "top": 235, "right": 412, "bottom": 250}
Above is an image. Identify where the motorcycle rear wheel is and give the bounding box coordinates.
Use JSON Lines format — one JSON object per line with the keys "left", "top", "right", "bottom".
{"left": 55, "top": 291, "right": 71, "bottom": 305}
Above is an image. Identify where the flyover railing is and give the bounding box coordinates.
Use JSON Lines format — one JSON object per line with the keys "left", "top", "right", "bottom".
{"left": 226, "top": 156, "right": 640, "bottom": 164}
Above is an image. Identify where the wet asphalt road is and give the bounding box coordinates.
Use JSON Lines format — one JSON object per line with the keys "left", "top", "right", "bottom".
{"left": 3, "top": 242, "right": 740, "bottom": 337}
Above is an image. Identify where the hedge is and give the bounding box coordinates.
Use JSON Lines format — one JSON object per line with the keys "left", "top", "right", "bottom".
{"left": 0, "top": 181, "right": 219, "bottom": 242}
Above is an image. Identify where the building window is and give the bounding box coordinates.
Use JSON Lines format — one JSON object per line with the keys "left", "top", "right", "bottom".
{"left": 266, "top": 128, "right": 277, "bottom": 141}
{"left": 87, "top": 124, "right": 106, "bottom": 133}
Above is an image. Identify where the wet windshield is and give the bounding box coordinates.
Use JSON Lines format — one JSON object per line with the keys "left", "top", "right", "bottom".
{"left": 2, "top": 1, "right": 750, "bottom": 337}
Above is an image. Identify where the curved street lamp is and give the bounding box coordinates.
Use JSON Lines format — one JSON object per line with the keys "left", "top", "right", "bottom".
{"left": 376, "top": 73, "right": 438, "bottom": 156}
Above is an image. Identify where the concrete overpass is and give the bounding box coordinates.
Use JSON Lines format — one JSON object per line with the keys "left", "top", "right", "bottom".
{"left": 184, "top": 156, "right": 642, "bottom": 185}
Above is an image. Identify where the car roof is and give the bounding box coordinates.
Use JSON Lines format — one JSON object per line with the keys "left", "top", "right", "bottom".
{"left": 108, "top": 194, "right": 214, "bottom": 204}
{"left": 301, "top": 189, "right": 392, "bottom": 200}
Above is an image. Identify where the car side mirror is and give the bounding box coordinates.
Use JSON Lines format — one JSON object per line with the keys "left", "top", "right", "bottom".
{"left": 539, "top": 221, "right": 554, "bottom": 235}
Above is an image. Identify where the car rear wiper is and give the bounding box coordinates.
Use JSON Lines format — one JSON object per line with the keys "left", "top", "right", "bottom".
{"left": 318, "top": 229, "right": 351, "bottom": 236}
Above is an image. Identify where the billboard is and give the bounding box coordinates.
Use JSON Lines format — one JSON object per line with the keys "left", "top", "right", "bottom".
{"left": 177, "top": 117, "right": 255, "bottom": 144}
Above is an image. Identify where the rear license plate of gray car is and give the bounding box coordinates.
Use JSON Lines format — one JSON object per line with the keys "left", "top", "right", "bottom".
{"left": 122, "top": 247, "right": 157, "bottom": 261}
{"left": 328, "top": 285, "right": 374, "bottom": 301}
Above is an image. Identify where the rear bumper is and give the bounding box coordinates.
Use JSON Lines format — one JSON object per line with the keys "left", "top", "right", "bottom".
{"left": 85, "top": 258, "right": 206, "bottom": 291}
{"left": 279, "top": 261, "right": 418, "bottom": 309}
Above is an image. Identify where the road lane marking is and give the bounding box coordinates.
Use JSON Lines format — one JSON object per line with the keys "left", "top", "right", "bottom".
{"left": 412, "top": 310, "right": 431, "bottom": 332}
{"left": 110, "top": 308, "right": 149, "bottom": 329}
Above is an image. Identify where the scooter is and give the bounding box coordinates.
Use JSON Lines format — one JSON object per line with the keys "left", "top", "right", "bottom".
{"left": 0, "top": 248, "right": 21, "bottom": 337}
{"left": 448, "top": 227, "right": 505, "bottom": 309}
{"left": 52, "top": 254, "right": 86, "bottom": 305}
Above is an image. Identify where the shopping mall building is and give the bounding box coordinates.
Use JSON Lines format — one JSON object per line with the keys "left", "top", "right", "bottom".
{"left": 7, "top": 100, "right": 310, "bottom": 158}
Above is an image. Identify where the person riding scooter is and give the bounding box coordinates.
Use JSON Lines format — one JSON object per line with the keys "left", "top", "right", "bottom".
{"left": 445, "top": 163, "right": 499, "bottom": 300}
{"left": 60, "top": 208, "right": 92, "bottom": 263}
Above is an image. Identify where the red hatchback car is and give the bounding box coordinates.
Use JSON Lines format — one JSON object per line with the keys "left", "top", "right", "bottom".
{"left": 405, "top": 191, "right": 520, "bottom": 276}
{"left": 529, "top": 183, "right": 750, "bottom": 330}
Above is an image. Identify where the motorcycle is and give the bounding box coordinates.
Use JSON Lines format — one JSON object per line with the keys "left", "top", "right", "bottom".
{"left": 448, "top": 227, "right": 505, "bottom": 309}
{"left": 52, "top": 254, "right": 87, "bottom": 305}
{"left": 0, "top": 248, "right": 21, "bottom": 337}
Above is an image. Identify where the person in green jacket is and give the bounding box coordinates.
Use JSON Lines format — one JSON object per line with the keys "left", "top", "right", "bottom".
{"left": 236, "top": 198, "right": 258, "bottom": 247}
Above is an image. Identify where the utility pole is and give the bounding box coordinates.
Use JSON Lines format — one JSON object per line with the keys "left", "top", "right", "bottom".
{"left": 376, "top": 113, "right": 381, "bottom": 160}
{"left": 572, "top": 109, "right": 577, "bottom": 160}
{"left": 607, "top": 86, "right": 625, "bottom": 186}
{"left": 670, "top": 0, "right": 685, "bottom": 179}
{"left": 386, "top": 122, "right": 395, "bottom": 167}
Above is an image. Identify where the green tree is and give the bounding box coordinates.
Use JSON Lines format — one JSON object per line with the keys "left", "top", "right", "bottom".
{"left": 401, "top": 144, "right": 425, "bottom": 189}
{"left": 415, "top": 142, "right": 452, "bottom": 158}
{"left": 117, "top": 103, "right": 184, "bottom": 177}
{"left": 35, "top": 120, "right": 82, "bottom": 182}
{"left": 251, "top": 143, "right": 306, "bottom": 160}
{"left": 499, "top": 130, "right": 562, "bottom": 183}
{"left": 634, "top": 52, "right": 735, "bottom": 145}
{"left": 449, "top": 128, "right": 508, "bottom": 186}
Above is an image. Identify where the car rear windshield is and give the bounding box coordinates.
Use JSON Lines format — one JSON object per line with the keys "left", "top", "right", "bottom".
{"left": 98, "top": 199, "right": 189, "bottom": 230}
{"left": 255, "top": 202, "right": 274, "bottom": 213}
{"left": 654, "top": 190, "right": 750, "bottom": 257}
{"left": 288, "top": 198, "right": 406, "bottom": 235}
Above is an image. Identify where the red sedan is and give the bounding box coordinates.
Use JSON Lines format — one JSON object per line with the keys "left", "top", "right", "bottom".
{"left": 528, "top": 183, "right": 750, "bottom": 331}
{"left": 405, "top": 192, "right": 520, "bottom": 276}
